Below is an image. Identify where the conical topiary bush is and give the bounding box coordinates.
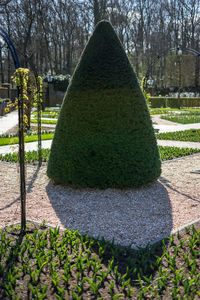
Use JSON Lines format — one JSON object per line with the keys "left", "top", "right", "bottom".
{"left": 47, "top": 20, "right": 161, "bottom": 188}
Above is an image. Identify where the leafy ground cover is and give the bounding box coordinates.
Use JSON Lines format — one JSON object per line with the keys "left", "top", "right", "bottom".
{"left": 156, "top": 129, "right": 200, "bottom": 142}
{"left": 0, "top": 149, "right": 50, "bottom": 163}
{"left": 0, "top": 146, "right": 199, "bottom": 164}
{"left": 0, "top": 222, "right": 199, "bottom": 299}
{"left": 0, "top": 132, "right": 54, "bottom": 146}
{"left": 31, "top": 119, "right": 57, "bottom": 125}
{"left": 158, "top": 146, "right": 200, "bottom": 160}
{"left": 161, "top": 111, "right": 200, "bottom": 124}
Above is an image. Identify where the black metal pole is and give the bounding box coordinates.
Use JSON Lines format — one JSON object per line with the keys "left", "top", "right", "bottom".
{"left": 18, "top": 84, "right": 26, "bottom": 232}
{"left": 37, "top": 78, "right": 42, "bottom": 166}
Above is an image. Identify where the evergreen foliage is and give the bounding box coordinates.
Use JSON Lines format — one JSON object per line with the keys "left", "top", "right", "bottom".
{"left": 47, "top": 20, "right": 161, "bottom": 188}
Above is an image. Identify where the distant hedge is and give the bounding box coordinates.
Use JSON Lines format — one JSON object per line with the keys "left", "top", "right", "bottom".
{"left": 150, "top": 97, "right": 200, "bottom": 108}
{"left": 43, "top": 75, "right": 71, "bottom": 92}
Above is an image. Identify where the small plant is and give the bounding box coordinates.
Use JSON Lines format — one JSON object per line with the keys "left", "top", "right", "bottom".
{"left": 0, "top": 223, "right": 199, "bottom": 298}
{"left": 40, "top": 220, "right": 47, "bottom": 229}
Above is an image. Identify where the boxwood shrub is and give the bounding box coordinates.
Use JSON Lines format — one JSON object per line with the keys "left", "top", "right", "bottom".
{"left": 47, "top": 20, "right": 161, "bottom": 188}
{"left": 150, "top": 97, "right": 200, "bottom": 108}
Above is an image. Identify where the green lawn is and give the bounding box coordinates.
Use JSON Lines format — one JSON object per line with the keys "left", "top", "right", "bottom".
{"left": 0, "top": 133, "right": 54, "bottom": 146}
{"left": 156, "top": 129, "right": 200, "bottom": 142}
{"left": 0, "top": 222, "right": 199, "bottom": 299}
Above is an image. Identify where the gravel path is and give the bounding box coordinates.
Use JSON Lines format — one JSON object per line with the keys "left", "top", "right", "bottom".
{"left": 152, "top": 114, "right": 200, "bottom": 133}
{"left": 0, "top": 154, "right": 200, "bottom": 248}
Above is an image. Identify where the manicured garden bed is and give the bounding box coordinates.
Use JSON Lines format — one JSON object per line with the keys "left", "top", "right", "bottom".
{"left": 0, "top": 222, "right": 199, "bottom": 299}
{"left": 0, "top": 149, "right": 50, "bottom": 163}
{"left": 0, "top": 146, "right": 199, "bottom": 164}
{"left": 161, "top": 111, "right": 200, "bottom": 124}
{"left": 156, "top": 129, "right": 200, "bottom": 142}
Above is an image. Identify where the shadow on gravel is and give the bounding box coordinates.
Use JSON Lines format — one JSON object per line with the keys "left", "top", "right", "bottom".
{"left": 46, "top": 180, "right": 172, "bottom": 249}
{"left": 160, "top": 176, "right": 200, "bottom": 203}
{"left": 0, "top": 165, "right": 41, "bottom": 215}
{"left": 27, "top": 165, "right": 41, "bottom": 194}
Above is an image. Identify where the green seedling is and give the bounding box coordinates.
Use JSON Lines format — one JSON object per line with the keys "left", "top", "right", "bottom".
{"left": 56, "top": 286, "right": 65, "bottom": 298}
{"left": 4, "top": 282, "right": 14, "bottom": 298}
{"left": 127, "top": 285, "right": 135, "bottom": 297}
{"left": 29, "top": 269, "right": 40, "bottom": 285}
{"left": 75, "top": 284, "right": 82, "bottom": 295}
{"left": 185, "top": 227, "right": 190, "bottom": 234}
{"left": 172, "top": 286, "right": 180, "bottom": 298}
{"left": 88, "top": 279, "right": 99, "bottom": 296}
{"left": 122, "top": 278, "right": 131, "bottom": 290}
{"left": 112, "top": 293, "right": 124, "bottom": 299}
{"left": 71, "top": 288, "right": 81, "bottom": 300}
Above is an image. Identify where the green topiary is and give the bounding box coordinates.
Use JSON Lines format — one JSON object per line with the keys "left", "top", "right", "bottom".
{"left": 47, "top": 20, "right": 161, "bottom": 188}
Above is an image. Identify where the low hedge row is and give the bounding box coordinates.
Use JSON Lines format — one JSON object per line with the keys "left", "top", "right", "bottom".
{"left": 0, "top": 98, "right": 9, "bottom": 104}
{"left": 150, "top": 97, "right": 200, "bottom": 108}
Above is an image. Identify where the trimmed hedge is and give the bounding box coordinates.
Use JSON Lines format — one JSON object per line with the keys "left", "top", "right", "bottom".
{"left": 150, "top": 97, "right": 200, "bottom": 108}
{"left": 47, "top": 20, "right": 161, "bottom": 188}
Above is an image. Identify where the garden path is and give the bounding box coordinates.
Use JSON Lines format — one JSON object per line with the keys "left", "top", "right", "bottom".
{"left": 0, "top": 110, "right": 18, "bottom": 134}
{"left": 152, "top": 114, "right": 200, "bottom": 133}
{"left": 0, "top": 153, "right": 199, "bottom": 248}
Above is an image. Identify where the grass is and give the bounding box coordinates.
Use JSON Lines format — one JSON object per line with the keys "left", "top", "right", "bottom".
{"left": 31, "top": 119, "right": 57, "bottom": 125}
{"left": 161, "top": 111, "right": 200, "bottom": 124}
{"left": 156, "top": 129, "right": 200, "bottom": 142}
{"left": 0, "top": 146, "right": 200, "bottom": 164}
{"left": 0, "top": 222, "right": 199, "bottom": 299}
{"left": 0, "top": 132, "right": 54, "bottom": 146}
